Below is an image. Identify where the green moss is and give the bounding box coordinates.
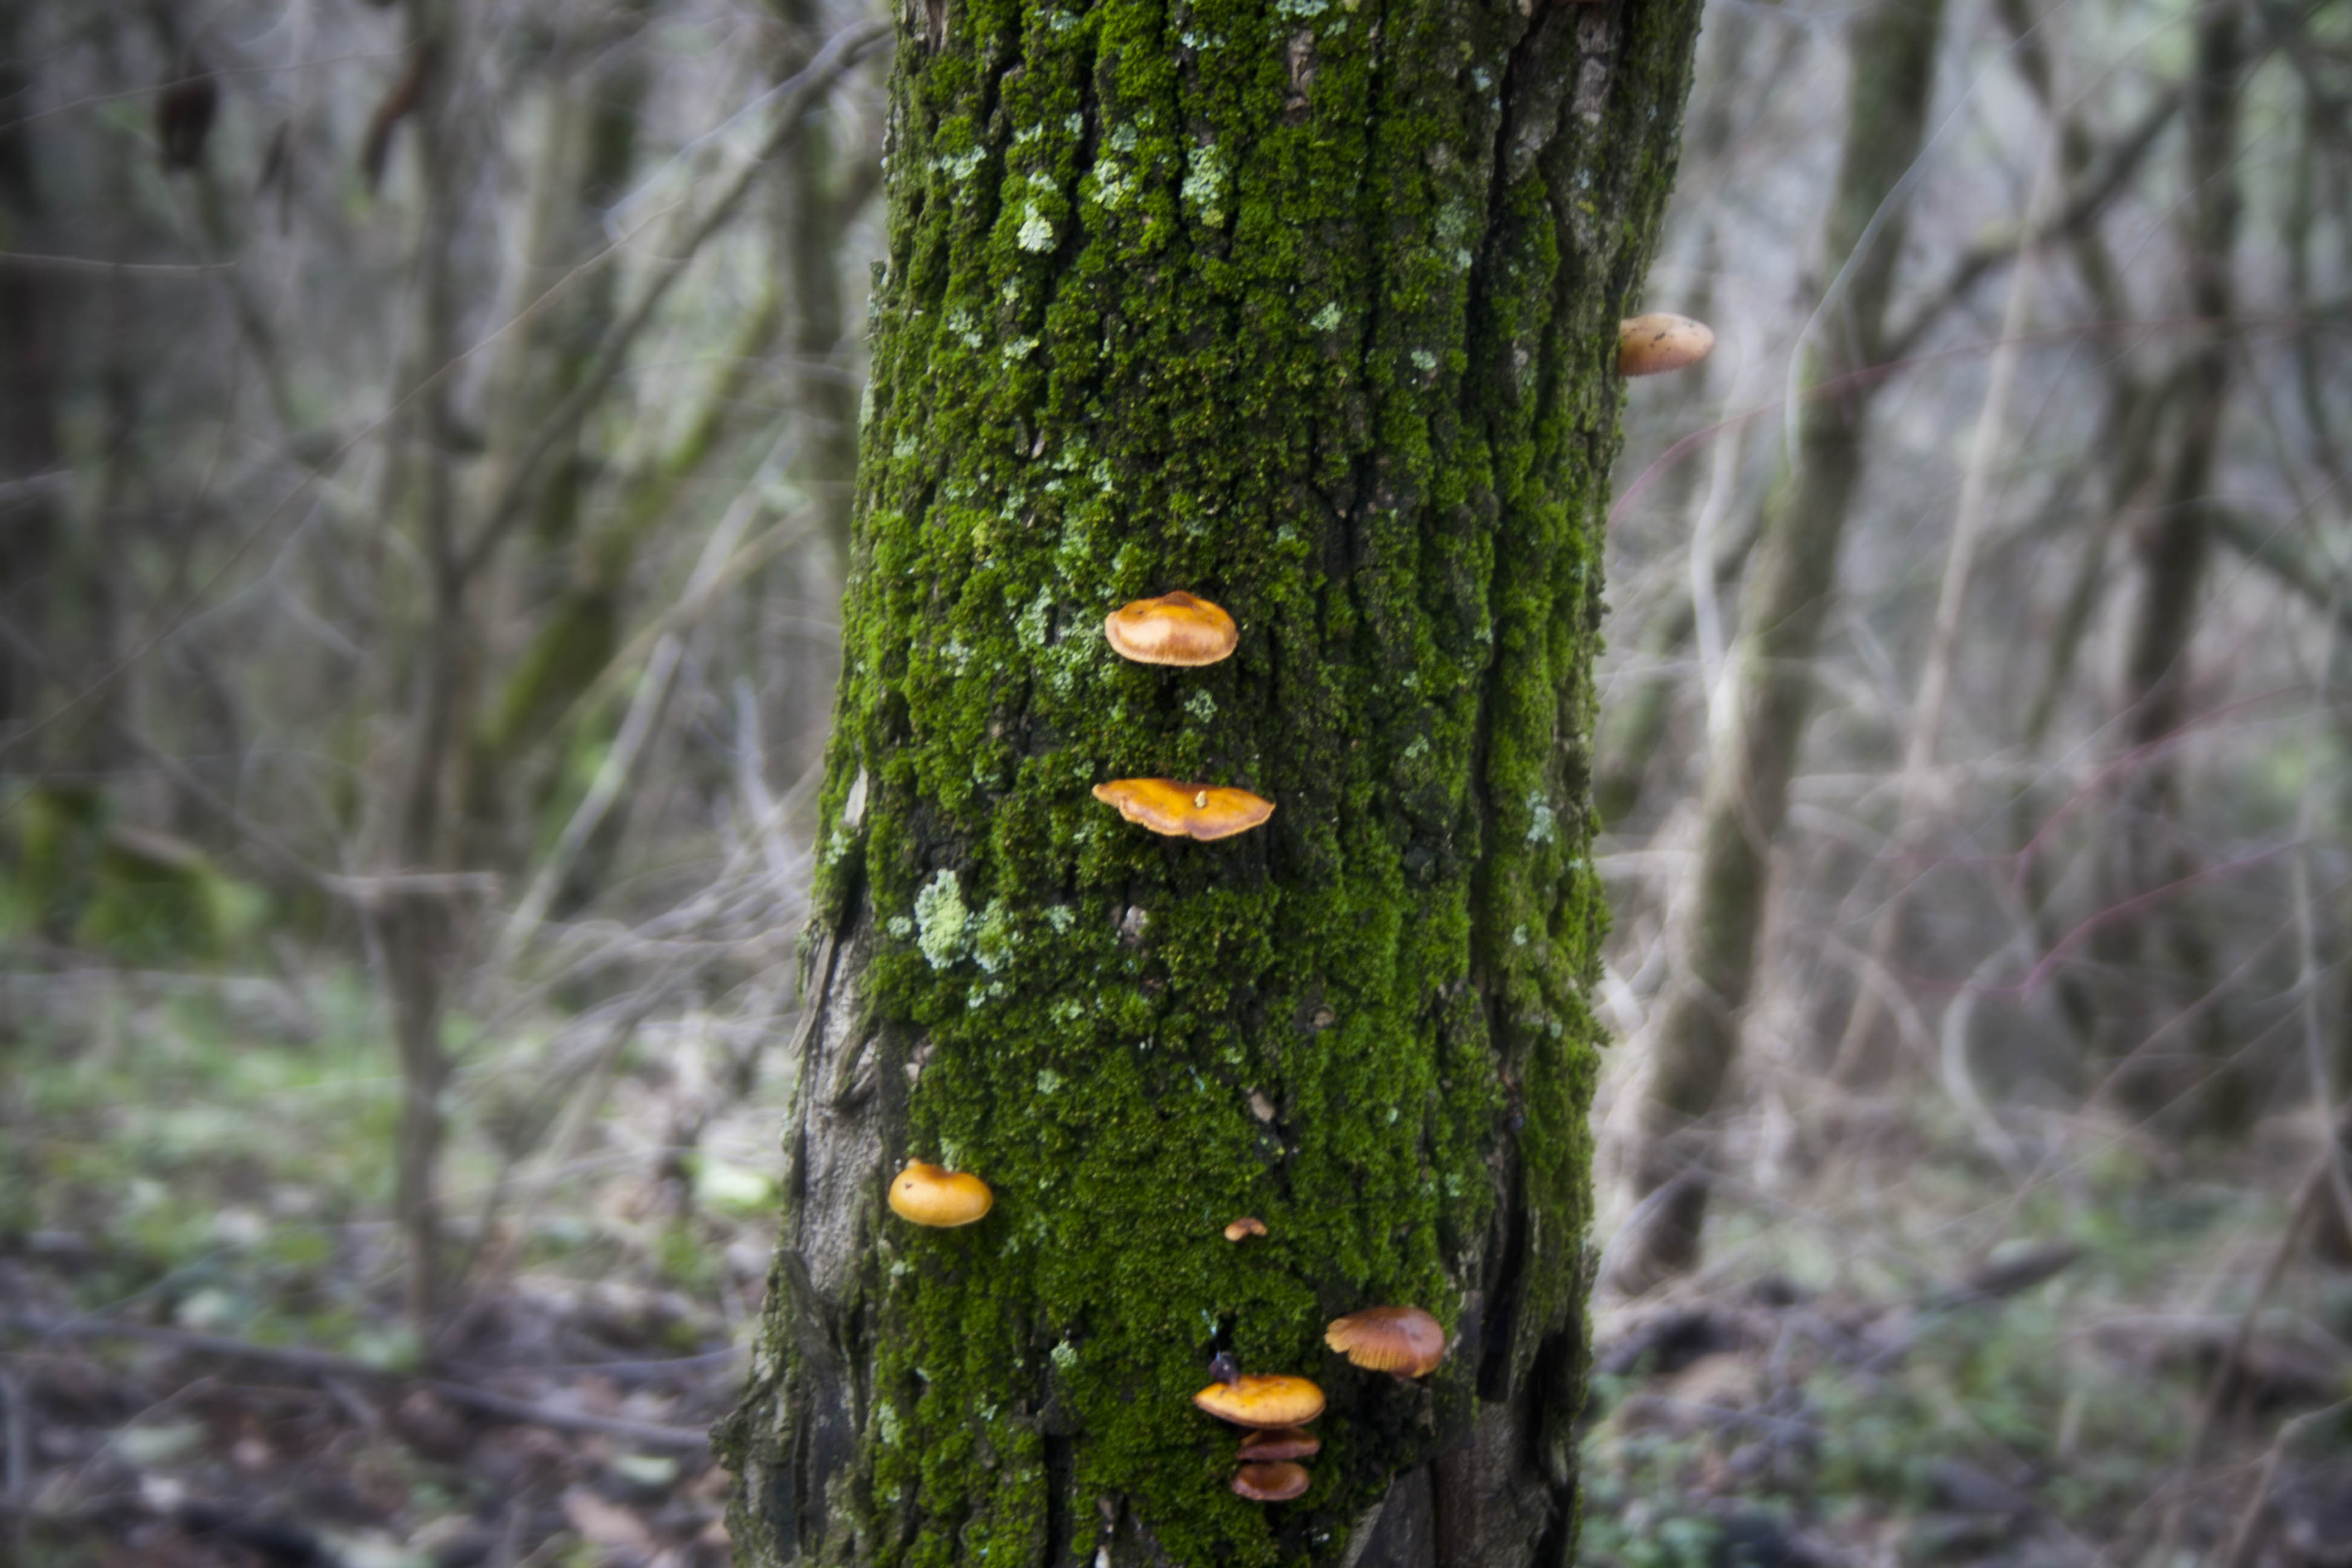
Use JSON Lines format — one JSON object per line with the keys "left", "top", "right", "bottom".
{"left": 737, "top": 0, "right": 1704, "bottom": 1561}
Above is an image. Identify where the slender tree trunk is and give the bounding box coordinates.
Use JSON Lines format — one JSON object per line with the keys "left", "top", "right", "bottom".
{"left": 2099, "top": 0, "right": 2245, "bottom": 1132}
{"left": 718, "top": 0, "right": 1706, "bottom": 1563}
{"left": 0, "top": 4, "right": 61, "bottom": 752}
{"left": 1612, "top": 0, "right": 1946, "bottom": 1292}
{"left": 375, "top": 0, "right": 469, "bottom": 1334}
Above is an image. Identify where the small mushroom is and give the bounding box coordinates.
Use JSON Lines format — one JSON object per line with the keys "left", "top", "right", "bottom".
{"left": 1617, "top": 313, "right": 1716, "bottom": 377}
{"left": 1325, "top": 1305, "right": 1448, "bottom": 1379}
{"left": 1103, "top": 592, "right": 1238, "bottom": 667}
{"left": 1224, "top": 1217, "right": 1268, "bottom": 1242}
{"left": 1092, "top": 779, "right": 1273, "bottom": 842}
{"left": 1192, "top": 1374, "right": 1325, "bottom": 1429}
{"left": 887, "top": 1159, "right": 993, "bottom": 1227}
{"left": 1237, "top": 1426, "right": 1321, "bottom": 1462}
{"left": 1230, "top": 1461, "right": 1311, "bottom": 1502}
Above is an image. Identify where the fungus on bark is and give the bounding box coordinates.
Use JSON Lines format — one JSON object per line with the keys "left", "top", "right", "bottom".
{"left": 1191, "top": 1373, "right": 1325, "bottom": 1429}
{"left": 1102, "top": 592, "right": 1239, "bottom": 667}
{"left": 1224, "top": 1216, "right": 1268, "bottom": 1241}
{"left": 1617, "top": 313, "right": 1716, "bottom": 377}
{"left": 1324, "top": 1305, "right": 1448, "bottom": 1379}
{"left": 886, "top": 1159, "right": 993, "bottom": 1227}
{"left": 1230, "top": 1462, "right": 1311, "bottom": 1502}
{"left": 1236, "top": 1426, "right": 1321, "bottom": 1462}
{"left": 1091, "top": 779, "right": 1274, "bottom": 841}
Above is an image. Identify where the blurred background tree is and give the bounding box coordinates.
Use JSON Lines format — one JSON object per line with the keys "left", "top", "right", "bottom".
{"left": 4, "top": 0, "right": 2351, "bottom": 1563}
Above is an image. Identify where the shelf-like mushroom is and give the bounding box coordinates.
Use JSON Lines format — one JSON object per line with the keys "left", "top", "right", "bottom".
{"left": 1325, "top": 1305, "right": 1447, "bottom": 1379}
{"left": 1093, "top": 779, "right": 1273, "bottom": 842}
{"left": 1617, "top": 313, "right": 1716, "bottom": 377}
{"left": 1192, "top": 1373, "right": 1325, "bottom": 1430}
{"left": 887, "top": 1159, "right": 993, "bottom": 1227}
{"left": 1103, "top": 592, "right": 1239, "bottom": 667}
{"left": 1224, "top": 1216, "right": 1268, "bottom": 1242}
{"left": 1231, "top": 1461, "right": 1311, "bottom": 1502}
{"left": 1237, "top": 1426, "right": 1320, "bottom": 1462}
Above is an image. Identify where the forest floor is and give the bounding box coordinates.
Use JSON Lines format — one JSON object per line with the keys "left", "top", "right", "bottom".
{"left": 2, "top": 964, "right": 2348, "bottom": 1567}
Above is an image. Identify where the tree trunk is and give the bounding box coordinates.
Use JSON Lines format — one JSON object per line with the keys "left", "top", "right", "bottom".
{"left": 1611, "top": 0, "right": 1945, "bottom": 1292}
{"left": 2100, "top": 0, "right": 2246, "bottom": 1133}
{"left": 718, "top": 0, "right": 1705, "bottom": 1563}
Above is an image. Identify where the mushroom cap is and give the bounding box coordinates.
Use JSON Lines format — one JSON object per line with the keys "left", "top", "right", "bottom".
{"left": 1103, "top": 592, "right": 1238, "bottom": 667}
{"left": 1092, "top": 779, "right": 1274, "bottom": 842}
{"left": 887, "top": 1160, "right": 993, "bottom": 1227}
{"left": 1617, "top": 313, "right": 1716, "bottom": 377}
{"left": 1324, "top": 1305, "right": 1448, "bottom": 1378}
{"left": 1224, "top": 1217, "right": 1268, "bottom": 1242}
{"left": 1230, "top": 1461, "right": 1311, "bottom": 1502}
{"left": 1192, "top": 1374, "right": 1325, "bottom": 1429}
{"left": 1237, "top": 1426, "right": 1321, "bottom": 1462}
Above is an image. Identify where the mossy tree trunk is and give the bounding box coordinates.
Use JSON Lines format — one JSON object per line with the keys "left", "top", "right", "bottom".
{"left": 1609, "top": 0, "right": 1944, "bottom": 1294}
{"left": 720, "top": 0, "right": 1704, "bottom": 1563}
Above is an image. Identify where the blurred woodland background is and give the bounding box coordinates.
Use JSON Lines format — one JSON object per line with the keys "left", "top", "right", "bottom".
{"left": 1, "top": 0, "right": 2348, "bottom": 1564}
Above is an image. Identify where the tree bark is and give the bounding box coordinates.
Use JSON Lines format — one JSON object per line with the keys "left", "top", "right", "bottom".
{"left": 718, "top": 0, "right": 1705, "bottom": 1563}
{"left": 1612, "top": 0, "right": 1945, "bottom": 1292}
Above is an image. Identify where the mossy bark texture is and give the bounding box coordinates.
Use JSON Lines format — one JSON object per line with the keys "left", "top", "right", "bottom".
{"left": 719, "top": 0, "right": 1702, "bottom": 1563}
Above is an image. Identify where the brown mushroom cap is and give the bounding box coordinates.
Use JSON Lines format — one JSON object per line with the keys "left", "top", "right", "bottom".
{"left": 1192, "top": 1374, "right": 1325, "bottom": 1429}
{"left": 1224, "top": 1217, "right": 1268, "bottom": 1242}
{"left": 1230, "top": 1461, "right": 1311, "bottom": 1502}
{"left": 1103, "top": 592, "right": 1238, "bottom": 667}
{"left": 1237, "top": 1426, "right": 1321, "bottom": 1462}
{"left": 1325, "top": 1305, "right": 1448, "bottom": 1378}
{"left": 1617, "top": 313, "right": 1716, "bottom": 377}
{"left": 887, "top": 1159, "right": 993, "bottom": 1227}
{"left": 1092, "top": 779, "right": 1274, "bottom": 842}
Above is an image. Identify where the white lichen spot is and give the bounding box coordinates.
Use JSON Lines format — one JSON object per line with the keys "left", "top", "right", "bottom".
{"left": 1046, "top": 904, "right": 1075, "bottom": 933}
{"left": 1017, "top": 204, "right": 1057, "bottom": 252}
{"left": 935, "top": 146, "right": 987, "bottom": 182}
{"left": 887, "top": 915, "right": 913, "bottom": 939}
{"left": 1402, "top": 735, "right": 1430, "bottom": 762}
{"left": 1275, "top": 0, "right": 1330, "bottom": 16}
{"left": 1051, "top": 1341, "right": 1080, "bottom": 1372}
{"left": 1037, "top": 1069, "right": 1062, "bottom": 1095}
{"left": 1106, "top": 122, "right": 1140, "bottom": 153}
{"left": 915, "top": 869, "right": 970, "bottom": 969}
{"left": 1184, "top": 688, "right": 1218, "bottom": 724}
{"left": 1411, "top": 348, "right": 1437, "bottom": 372}
{"left": 1512, "top": 923, "right": 1529, "bottom": 947}
{"left": 876, "top": 1401, "right": 901, "bottom": 1446}
{"left": 1018, "top": 586, "right": 1054, "bottom": 649}
{"left": 1312, "top": 301, "right": 1343, "bottom": 332}
{"left": 1526, "top": 791, "right": 1557, "bottom": 844}
{"left": 1005, "top": 336, "right": 1039, "bottom": 361}
{"left": 892, "top": 434, "right": 918, "bottom": 458}
{"left": 1181, "top": 142, "right": 1229, "bottom": 226}
{"left": 1065, "top": 113, "right": 1083, "bottom": 134}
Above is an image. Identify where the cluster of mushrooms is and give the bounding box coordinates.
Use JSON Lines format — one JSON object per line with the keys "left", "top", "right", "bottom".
{"left": 878, "top": 309, "right": 1714, "bottom": 1503}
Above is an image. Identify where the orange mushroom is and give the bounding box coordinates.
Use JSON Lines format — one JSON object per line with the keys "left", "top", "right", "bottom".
{"left": 1325, "top": 1305, "right": 1448, "bottom": 1379}
{"left": 887, "top": 1159, "right": 993, "bottom": 1227}
{"left": 1617, "top": 313, "right": 1716, "bottom": 377}
{"left": 1237, "top": 1426, "right": 1321, "bottom": 1462}
{"left": 1231, "top": 1461, "right": 1311, "bottom": 1501}
{"left": 1092, "top": 779, "right": 1273, "bottom": 841}
{"left": 1224, "top": 1217, "right": 1268, "bottom": 1242}
{"left": 1103, "top": 592, "right": 1238, "bottom": 667}
{"left": 1192, "top": 1373, "right": 1325, "bottom": 1430}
